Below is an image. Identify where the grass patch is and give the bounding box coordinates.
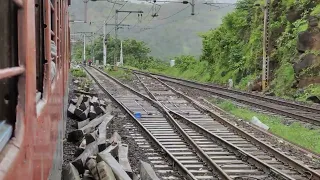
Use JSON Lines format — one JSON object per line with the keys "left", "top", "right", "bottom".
{"left": 71, "top": 68, "right": 86, "bottom": 77}
{"left": 295, "top": 84, "right": 320, "bottom": 102}
{"left": 311, "top": 4, "right": 320, "bottom": 16}
{"left": 104, "top": 67, "right": 132, "bottom": 81}
{"left": 211, "top": 98, "right": 320, "bottom": 154}
{"left": 77, "top": 78, "right": 92, "bottom": 90}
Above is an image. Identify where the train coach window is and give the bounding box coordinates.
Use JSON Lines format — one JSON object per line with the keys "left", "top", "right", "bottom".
{"left": 0, "top": 1, "right": 21, "bottom": 148}
{"left": 36, "top": 0, "right": 58, "bottom": 103}
{"left": 35, "top": 0, "right": 45, "bottom": 94}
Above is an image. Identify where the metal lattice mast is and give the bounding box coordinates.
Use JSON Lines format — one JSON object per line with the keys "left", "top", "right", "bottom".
{"left": 262, "top": 0, "right": 271, "bottom": 91}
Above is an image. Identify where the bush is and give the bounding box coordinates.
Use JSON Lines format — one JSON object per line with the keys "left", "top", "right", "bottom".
{"left": 71, "top": 68, "right": 86, "bottom": 77}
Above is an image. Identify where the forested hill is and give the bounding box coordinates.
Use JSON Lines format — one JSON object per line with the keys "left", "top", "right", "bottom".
{"left": 69, "top": 0, "right": 235, "bottom": 60}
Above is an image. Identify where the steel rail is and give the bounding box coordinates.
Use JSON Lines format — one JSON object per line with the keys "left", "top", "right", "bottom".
{"left": 149, "top": 74, "right": 320, "bottom": 180}
{"left": 131, "top": 70, "right": 320, "bottom": 158}
{"left": 83, "top": 67, "right": 197, "bottom": 180}
{"left": 91, "top": 67, "right": 231, "bottom": 179}
{"left": 118, "top": 68, "right": 320, "bottom": 159}
{"left": 131, "top": 70, "right": 320, "bottom": 126}
{"left": 199, "top": 97, "right": 320, "bottom": 159}
{"left": 135, "top": 72, "right": 233, "bottom": 179}
{"left": 125, "top": 68, "right": 320, "bottom": 114}
{"left": 134, "top": 72, "right": 296, "bottom": 180}
{"left": 169, "top": 111, "right": 295, "bottom": 180}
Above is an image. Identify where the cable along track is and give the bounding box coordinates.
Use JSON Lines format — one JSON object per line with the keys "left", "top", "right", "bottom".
{"left": 133, "top": 72, "right": 320, "bottom": 180}
{"left": 128, "top": 69, "right": 320, "bottom": 126}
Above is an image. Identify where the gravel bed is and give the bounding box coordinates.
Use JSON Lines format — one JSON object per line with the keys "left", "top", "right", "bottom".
{"left": 62, "top": 74, "right": 80, "bottom": 169}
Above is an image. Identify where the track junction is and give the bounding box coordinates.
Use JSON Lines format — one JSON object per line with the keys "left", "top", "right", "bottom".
{"left": 83, "top": 66, "right": 320, "bottom": 180}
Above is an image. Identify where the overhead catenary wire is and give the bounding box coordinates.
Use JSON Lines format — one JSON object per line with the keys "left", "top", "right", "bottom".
{"left": 92, "top": 1, "right": 128, "bottom": 37}
{"left": 129, "top": 5, "right": 153, "bottom": 29}
{"left": 157, "top": 4, "right": 190, "bottom": 20}
{"left": 136, "top": 12, "right": 198, "bottom": 33}
{"left": 132, "top": 4, "right": 192, "bottom": 33}
{"left": 118, "top": 12, "right": 132, "bottom": 26}
{"left": 131, "top": 1, "right": 234, "bottom": 33}
{"left": 79, "top": 0, "right": 121, "bottom": 34}
{"left": 105, "top": 2, "right": 117, "bottom": 22}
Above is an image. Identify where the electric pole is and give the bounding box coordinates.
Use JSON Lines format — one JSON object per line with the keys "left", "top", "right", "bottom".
{"left": 120, "top": 40, "right": 123, "bottom": 66}
{"left": 103, "top": 20, "right": 107, "bottom": 66}
{"left": 101, "top": 22, "right": 129, "bottom": 66}
{"left": 262, "top": 0, "right": 271, "bottom": 91}
{"left": 114, "top": 10, "right": 119, "bottom": 67}
{"left": 73, "top": 32, "right": 93, "bottom": 63}
{"left": 92, "top": 43, "right": 95, "bottom": 63}
{"left": 83, "top": 34, "right": 86, "bottom": 62}
{"left": 114, "top": 10, "right": 143, "bottom": 66}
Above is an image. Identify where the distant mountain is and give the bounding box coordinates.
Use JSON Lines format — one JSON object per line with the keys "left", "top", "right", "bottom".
{"left": 69, "top": 0, "right": 235, "bottom": 60}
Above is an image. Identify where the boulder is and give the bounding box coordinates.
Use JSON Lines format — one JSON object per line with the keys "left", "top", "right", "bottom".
{"left": 286, "top": 7, "right": 303, "bottom": 23}
{"left": 297, "top": 27, "right": 320, "bottom": 53}
{"left": 308, "top": 16, "right": 319, "bottom": 28}
{"left": 297, "top": 77, "right": 320, "bottom": 88}
{"left": 306, "top": 96, "right": 320, "bottom": 104}
{"left": 294, "top": 53, "right": 319, "bottom": 74}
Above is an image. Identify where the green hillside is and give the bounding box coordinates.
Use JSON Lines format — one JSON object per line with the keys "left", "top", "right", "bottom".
{"left": 69, "top": 0, "right": 235, "bottom": 59}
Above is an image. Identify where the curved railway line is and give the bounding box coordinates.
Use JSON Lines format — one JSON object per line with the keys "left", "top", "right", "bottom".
{"left": 126, "top": 69, "right": 320, "bottom": 127}
{"left": 84, "top": 66, "right": 320, "bottom": 180}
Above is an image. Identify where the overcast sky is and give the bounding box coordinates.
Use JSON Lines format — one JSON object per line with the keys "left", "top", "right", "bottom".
{"left": 128, "top": 0, "right": 238, "bottom": 4}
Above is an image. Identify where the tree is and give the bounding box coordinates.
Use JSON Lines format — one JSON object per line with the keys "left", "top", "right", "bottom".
{"left": 71, "top": 36, "right": 153, "bottom": 68}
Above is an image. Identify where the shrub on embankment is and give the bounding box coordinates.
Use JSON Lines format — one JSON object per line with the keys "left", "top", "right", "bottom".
{"left": 132, "top": 0, "right": 320, "bottom": 101}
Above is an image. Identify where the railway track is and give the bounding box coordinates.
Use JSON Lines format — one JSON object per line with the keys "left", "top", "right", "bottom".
{"left": 85, "top": 67, "right": 215, "bottom": 179}
{"left": 132, "top": 73, "right": 320, "bottom": 180}
{"left": 85, "top": 66, "right": 320, "bottom": 180}
{"left": 126, "top": 69, "right": 320, "bottom": 126}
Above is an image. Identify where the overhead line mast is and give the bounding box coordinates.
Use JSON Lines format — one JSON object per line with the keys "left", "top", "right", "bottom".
{"left": 114, "top": 10, "right": 144, "bottom": 66}
{"left": 262, "top": 0, "right": 271, "bottom": 91}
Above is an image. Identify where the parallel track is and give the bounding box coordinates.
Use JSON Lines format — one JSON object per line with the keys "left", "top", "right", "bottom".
{"left": 126, "top": 69, "right": 320, "bottom": 126}
{"left": 85, "top": 66, "right": 320, "bottom": 180}
{"left": 133, "top": 72, "right": 320, "bottom": 180}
